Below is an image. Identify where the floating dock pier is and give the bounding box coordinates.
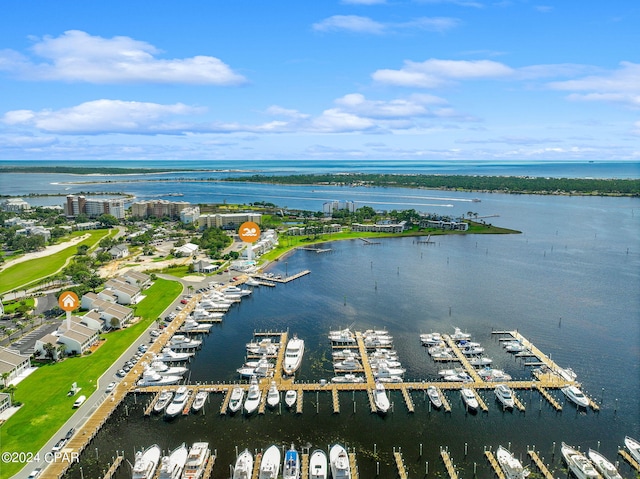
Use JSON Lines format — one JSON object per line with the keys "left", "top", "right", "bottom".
{"left": 484, "top": 450, "right": 506, "bottom": 479}
{"left": 440, "top": 447, "right": 459, "bottom": 479}
{"left": 527, "top": 449, "right": 555, "bottom": 479}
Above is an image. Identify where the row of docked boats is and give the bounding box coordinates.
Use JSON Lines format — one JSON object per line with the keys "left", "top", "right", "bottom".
{"left": 239, "top": 334, "right": 305, "bottom": 378}
{"left": 232, "top": 443, "right": 352, "bottom": 479}
{"left": 152, "top": 386, "right": 209, "bottom": 417}
{"left": 228, "top": 376, "right": 300, "bottom": 415}
{"left": 560, "top": 438, "right": 640, "bottom": 479}
{"left": 131, "top": 442, "right": 211, "bottom": 479}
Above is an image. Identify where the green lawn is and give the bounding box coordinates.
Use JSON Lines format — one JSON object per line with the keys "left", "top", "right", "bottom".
{"left": 0, "top": 229, "right": 113, "bottom": 295}
{"left": 1, "top": 298, "right": 35, "bottom": 314}
{"left": 0, "top": 278, "right": 183, "bottom": 477}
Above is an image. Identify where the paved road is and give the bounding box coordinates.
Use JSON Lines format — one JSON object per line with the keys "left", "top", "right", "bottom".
{"left": 10, "top": 280, "right": 187, "bottom": 479}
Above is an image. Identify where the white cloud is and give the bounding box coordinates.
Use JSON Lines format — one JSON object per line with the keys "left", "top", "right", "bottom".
{"left": 334, "top": 93, "right": 446, "bottom": 118}
{"left": 264, "top": 105, "right": 311, "bottom": 119}
{"left": 373, "top": 59, "right": 514, "bottom": 87}
{"left": 313, "top": 15, "right": 386, "bottom": 34}
{"left": 3, "top": 99, "right": 205, "bottom": 134}
{"left": 313, "top": 15, "right": 459, "bottom": 34}
{"left": 0, "top": 30, "right": 246, "bottom": 85}
{"left": 548, "top": 61, "right": 640, "bottom": 109}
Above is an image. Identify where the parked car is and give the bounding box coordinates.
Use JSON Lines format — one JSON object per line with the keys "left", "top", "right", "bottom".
{"left": 116, "top": 369, "right": 126, "bottom": 377}
{"left": 106, "top": 381, "right": 117, "bottom": 393}
{"left": 27, "top": 468, "right": 42, "bottom": 479}
{"left": 52, "top": 438, "right": 67, "bottom": 452}
{"left": 65, "top": 427, "right": 76, "bottom": 440}
{"left": 180, "top": 299, "right": 188, "bottom": 304}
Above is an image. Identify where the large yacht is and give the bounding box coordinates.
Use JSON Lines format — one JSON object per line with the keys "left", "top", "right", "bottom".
{"left": 494, "top": 384, "right": 515, "bottom": 409}
{"left": 137, "top": 370, "right": 182, "bottom": 387}
{"left": 561, "top": 385, "right": 590, "bottom": 408}
{"left": 282, "top": 334, "right": 304, "bottom": 375}
{"left": 496, "top": 446, "right": 529, "bottom": 479}
{"left": 460, "top": 388, "right": 479, "bottom": 411}
{"left": 561, "top": 443, "right": 600, "bottom": 479}
{"left": 373, "top": 382, "right": 390, "bottom": 414}
{"left": 153, "top": 390, "right": 173, "bottom": 413}
{"left": 243, "top": 376, "right": 261, "bottom": 415}
{"left": 164, "top": 386, "right": 190, "bottom": 418}
{"left": 588, "top": 449, "right": 623, "bottom": 479}
{"left": 228, "top": 387, "right": 245, "bottom": 413}
{"left": 132, "top": 444, "right": 161, "bottom": 479}
{"left": 158, "top": 348, "right": 193, "bottom": 362}
{"left": 182, "top": 442, "right": 211, "bottom": 479}
{"left": 158, "top": 443, "right": 188, "bottom": 479}
{"left": 147, "top": 360, "right": 188, "bottom": 377}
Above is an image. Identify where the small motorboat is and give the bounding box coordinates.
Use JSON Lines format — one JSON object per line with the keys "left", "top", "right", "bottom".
{"left": 561, "top": 385, "right": 590, "bottom": 408}
{"left": 494, "top": 384, "right": 515, "bottom": 410}
{"left": 258, "top": 445, "right": 281, "bottom": 479}
{"left": 232, "top": 449, "right": 253, "bottom": 479}
{"left": 329, "top": 444, "right": 351, "bottom": 479}
{"left": 561, "top": 442, "right": 600, "bottom": 479}
{"left": 469, "top": 357, "right": 493, "bottom": 367}
{"left": 451, "top": 327, "right": 471, "bottom": 341}
{"left": 309, "top": 449, "right": 328, "bottom": 479}
{"left": 460, "top": 388, "right": 479, "bottom": 411}
{"left": 153, "top": 390, "right": 173, "bottom": 413}
{"left": 284, "top": 389, "right": 297, "bottom": 408}
{"left": 427, "top": 386, "right": 443, "bottom": 409}
{"left": 266, "top": 381, "right": 280, "bottom": 408}
{"left": 228, "top": 387, "right": 245, "bottom": 413}
{"left": 282, "top": 444, "right": 300, "bottom": 479}
{"left": 420, "top": 332, "right": 443, "bottom": 346}
{"left": 191, "top": 390, "right": 208, "bottom": 413}
{"left": 588, "top": 448, "right": 623, "bottom": 479}
{"left": 373, "top": 382, "right": 390, "bottom": 414}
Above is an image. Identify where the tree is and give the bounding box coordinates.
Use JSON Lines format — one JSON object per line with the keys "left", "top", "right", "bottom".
{"left": 1, "top": 372, "right": 9, "bottom": 387}
{"left": 43, "top": 342, "right": 56, "bottom": 361}
{"left": 57, "top": 344, "right": 68, "bottom": 358}
{"left": 97, "top": 213, "right": 119, "bottom": 227}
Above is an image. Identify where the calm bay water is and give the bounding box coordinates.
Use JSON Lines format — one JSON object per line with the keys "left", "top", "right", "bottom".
{"left": 57, "top": 191, "right": 639, "bottom": 479}
{"left": 2, "top": 160, "right": 638, "bottom": 477}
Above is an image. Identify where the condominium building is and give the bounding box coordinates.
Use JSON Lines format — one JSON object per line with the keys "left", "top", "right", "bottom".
{"left": 130, "top": 199, "right": 191, "bottom": 219}
{"left": 198, "top": 212, "right": 262, "bottom": 230}
{"left": 64, "top": 195, "right": 125, "bottom": 219}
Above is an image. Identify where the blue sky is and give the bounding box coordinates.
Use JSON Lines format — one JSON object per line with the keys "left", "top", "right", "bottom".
{"left": 0, "top": 0, "right": 638, "bottom": 162}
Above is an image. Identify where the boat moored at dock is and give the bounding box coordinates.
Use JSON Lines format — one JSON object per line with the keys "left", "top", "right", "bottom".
{"left": 496, "top": 445, "right": 529, "bottom": 479}
{"left": 494, "top": 384, "right": 515, "bottom": 409}
{"left": 232, "top": 449, "right": 253, "bottom": 479}
{"left": 182, "top": 442, "right": 211, "bottom": 479}
{"left": 588, "top": 448, "right": 623, "bottom": 479}
{"left": 259, "top": 445, "right": 281, "bottom": 479}
{"left": 561, "top": 442, "right": 600, "bottom": 479}
{"left": 624, "top": 436, "right": 640, "bottom": 464}
{"left": 165, "top": 386, "right": 190, "bottom": 418}
{"left": 158, "top": 443, "right": 188, "bottom": 479}
{"left": 461, "top": 388, "right": 479, "bottom": 411}
{"left": 329, "top": 444, "right": 351, "bottom": 479}
{"left": 561, "top": 385, "right": 590, "bottom": 408}
{"left": 282, "top": 444, "right": 300, "bottom": 479}
{"left": 283, "top": 334, "right": 305, "bottom": 375}
{"left": 132, "top": 444, "right": 161, "bottom": 479}
{"left": 309, "top": 449, "right": 328, "bottom": 479}
{"left": 228, "top": 387, "right": 245, "bottom": 413}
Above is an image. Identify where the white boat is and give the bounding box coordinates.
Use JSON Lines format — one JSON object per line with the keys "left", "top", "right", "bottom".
{"left": 246, "top": 338, "right": 279, "bottom": 356}
{"left": 283, "top": 335, "right": 305, "bottom": 375}
{"left": 372, "top": 362, "right": 405, "bottom": 378}
{"left": 158, "top": 443, "right": 188, "bottom": 479}
{"left": 137, "top": 370, "right": 182, "bottom": 387}
{"left": 478, "top": 368, "right": 512, "bottom": 382}
{"left": 444, "top": 372, "right": 473, "bottom": 383}
{"left": 451, "top": 327, "right": 471, "bottom": 341}
{"left": 266, "top": 381, "right": 280, "bottom": 408}
{"left": 168, "top": 334, "right": 201, "bottom": 350}
{"left": 180, "top": 319, "right": 211, "bottom": 333}
{"left": 228, "top": 387, "right": 245, "bottom": 413}
{"left": 329, "top": 444, "right": 351, "bottom": 479}
{"left": 369, "top": 358, "right": 402, "bottom": 369}
{"left": 439, "top": 367, "right": 464, "bottom": 377}
{"left": 285, "top": 389, "right": 297, "bottom": 408}
{"left": 427, "top": 386, "right": 443, "bottom": 409}
{"left": 199, "top": 299, "right": 231, "bottom": 311}
{"left": 504, "top": 341, "right": 526, "bottom": 353}
{"left": 233, "top": 449, "right": 254, "bottom": 479}
{"left": 223, "top": 286, "right": 252, "bottom": 296}
{"left": 259, "top": 445, "right": 281, "bottom": 479}
{"left": 496, "top": 445, "right": 529, "bottom": 479}
{"left": 368, "top": 349, "right": 397, "bottom": 360}
{"left": 148, "top": 360, "right": 188, "bottom": 377}
{"left": 331, "top": 374, "right": 365, "bottom": 383}
{"left": 334, "top": 358, "right": 362, "bottom": 370}
{"left": 328, "top": 329, "right": 356, "bottom": 344}
{"left": 494, "top": 384, "right": 515, "bottom": 409}
{"left": 282, "top": 444, "right": 300, "bottom": 479}
{"left": 237, "top": 356, "right": 274, "bottom": 378}
{"left": 373, "top": 382, "right": 390, "bottom": 413}
{"left": 561, "top": 385, "right": 590, "bottom": 408}
{"left": 309, "top": 449, "right": 328, "bottom": 479}
{"left": 153, "top": 390, "right": 173, "bottom": 413}
{"left": 556, "top": 366, "right": 578, "bottom": 381}
{"left": 561, "top": 443, "right": 600, "bottom": 479}
{"left": 165, "top": 386, "right": 190, "bottom": 418}
{"left": 132, "top": 444, "right": 161, "bottom": 479}
{"left": 430, "top": 350, "right": 455, "bottom": 359}
{"left": 588, "top": 449, "right": 623, "bottom": 479}
{"left": 364, "top": 337, "right": 393, "bottom": 348}
{"left": 624, "top": 436, "right": 640, "bottom": 464}
{"left": 332, "top": 349, "right": 359, "bottom": 359}
{"left": 245, "top": 278, "right": 261, "bottom": 286}
{"left": 244, "top": 377, "right": 261, "bottom": 415}
{"left": 469, "top": 357, "right": 493, "bottom": 367}
{"left": 428, "top": 345, "right": 452, "bottom": 356}
{"left": 420, "top": 332, "right": 443, "bottom": 346}
{"left": 158, "top": 348, "right": 193, "bottom": 362}
{"left": 191, "top": 390, "right": 208, "bottom": 412}
{"left": 460, "top": 388, "right": 479, "bottom": 411}
{"left": 461, "top": 345, "right": 485, "bottom": 355}
{"left": 182, "top": 442, "right": 211, "bottom": 479}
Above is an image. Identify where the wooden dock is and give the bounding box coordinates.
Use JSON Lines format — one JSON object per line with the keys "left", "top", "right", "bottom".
{"left": 296, "top": 390, "right": 304, "bottom": 413}
{"left": 219, "top": 387, "right": 232, "bottom": 415}
{"left": 256, "top": 270, "right": 310, "bottom": 283}
{"left": 394, "top": 450, "right": 408, "bottom": 479}
{"left": 332, "top": 388, "right": 340, "bottom": 413}
{"left": 143, "top": 391, "right": 162, "bottom": 416}
{"left": 484, "top": 450, "right": 506, "bottom": 479}
{"left": 182, "top": 389, "right": 196, "bottom": 415}
{"left": 101, "top": 454, "right": 124, "bottom": 479}
{"left": 400, "top": 386, "right": 414, "bottom": 413}
{"left": 527, "top": 449, "right": 555, "bottom": 479}
{"left": 535, "top": 385, "right": 562, "bottom": 411}
{"left": 300, "top": 452, "right": 309, "bottom": 478}
{"left": 251, "top": 452, "right": 262, "bottom": 479}
{"left": 202, "top": 453, "right": 216, "bottom": 479}
{"left": 440, "top": 448, "right": 459, "bottom": 479}
{"left": 349, "top": 452, "right": 359, "bottom": 479}
{"left": 618, "top": 449, "right": 640, "bottom": 472}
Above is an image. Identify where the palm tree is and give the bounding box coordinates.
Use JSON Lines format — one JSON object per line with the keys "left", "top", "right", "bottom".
{"left": 1, "top": 372, "right": 10, "bottom": 388}
{"left": 43, "top": 342, "right": 56, "bottom": 361}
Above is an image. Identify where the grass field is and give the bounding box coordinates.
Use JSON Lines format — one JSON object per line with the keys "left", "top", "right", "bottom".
{"left": 0, "top": 278, "right": 183, "bottom": 477}
{"left": 0, "top": 229, "right": 113, "bottom": 295}
{"left": 1, "top": 297, "right": 35, "bottom": 314}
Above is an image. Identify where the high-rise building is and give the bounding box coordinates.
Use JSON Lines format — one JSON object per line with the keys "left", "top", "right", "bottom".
{"left": 64, "top": 195, "right": 125, "bottom": 219}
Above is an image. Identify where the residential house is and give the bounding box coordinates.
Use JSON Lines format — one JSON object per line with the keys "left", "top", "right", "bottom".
{"left": 104, "top": 278, "right": 141, "bottom": 305}
{"left": 108, "top": 244, "right": 129, "bottom": 259}
{"left": 193, "top": 259, "right": 217, "bottom": 273}
{"left": 0, "top": 347, "right": 32, "bottom": 386}
{"left": 122, "top": 271, "right": 151, "bottom": 289}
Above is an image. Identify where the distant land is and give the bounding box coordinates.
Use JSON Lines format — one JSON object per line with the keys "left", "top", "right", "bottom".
{"left": 0, "top": 165, "right": 200, "bottom": 174}
{"left": 225, "top": 173, "right": 640, "bottom": 197}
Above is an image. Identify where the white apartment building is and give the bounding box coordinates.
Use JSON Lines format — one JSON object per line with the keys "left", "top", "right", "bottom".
{"left": 199, "top": 212, "right": 262, "bottom": 230}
